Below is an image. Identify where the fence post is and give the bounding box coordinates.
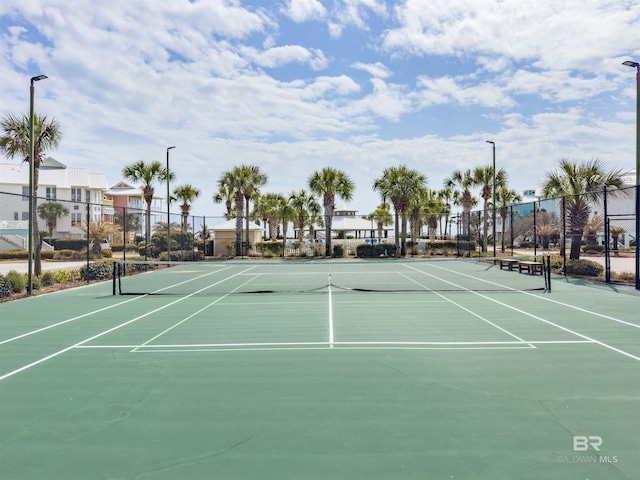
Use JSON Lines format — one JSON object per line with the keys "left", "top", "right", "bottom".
{"left": 562, "top": 197, "right": 566, "bottom": 276}
{"left": 533, "top": 202, "right": 537, "bottom": 257}
{"left": 603, "top": 186, "right": 610, "bottom": 283}
{"left": 86, "top": 201, "right": 90, "bottom": 283}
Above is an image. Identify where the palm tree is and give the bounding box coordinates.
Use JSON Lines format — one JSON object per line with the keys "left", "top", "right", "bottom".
{"left": 364, "top": 203, "right": 393, "bottom": 240}
{"left": 257, "top": 193, "right": 288, "bottom": 241}
{"left": 495, "top": 187, "right": 522, "bottom": 253}
{"left": 472, "top": 165, "right": 507, "bottom": 253}
{"left": 122, "top": 160, "right": 173, "bottom": 249}
{"left": 173, "top": 184, "right": 201, "bottom": 232}
{"left": 437, "top": 188, "right": 454, "bottom": 237}
{"left": 213, "top": 183, "right": 234, "bottom": 220}
{"left": 0, "top": 113, "right": 62, "bottom": 275}
{"left": 610, "top": 226, "right": 625, "bottom": 251}
{"left": 308, "top": 167, "right": 355, "bottom": 256}
{"left": 218, "top": 164, "right": 267, "bottom": 255}
{"left": 541, "top": 158, "right": 625, "bottom": 259}
{"left": 81, "top": 220, "right": 121, "bottom": 254}
{"left": 373, "top": 165, "right": 427, "bottom": 257}
{"left": 289, "top": 190, "right": 322, "bottom": 244}
{"left": 37, "top": 202, "right": 69, "bottom": 239}
{"left": 583, "top": 214, "right": 604, "bottom": 246}
{"left": 444, "top": 169, "right": 475, "bottom": 238}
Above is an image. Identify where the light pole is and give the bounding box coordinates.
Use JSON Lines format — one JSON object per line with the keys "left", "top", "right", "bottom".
{"left": 622, "top": 60, "right": 640, "bottom": 290}
{"left": 166, "top": 146, "right": 176, "bottom": 261}
{"left": 486, "top": 140, "right": 496, "bottom": 258}
{"left": 27, "top": 74, "right": 47, "bottom": 295}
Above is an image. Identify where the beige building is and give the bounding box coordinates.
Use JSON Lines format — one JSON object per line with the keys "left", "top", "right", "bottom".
{"left": 211, "top": 218, "right": 263, "bottom": 256}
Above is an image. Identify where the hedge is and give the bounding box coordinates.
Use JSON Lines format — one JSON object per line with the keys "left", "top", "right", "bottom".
{"left": 51, "top": 239, "right": 88, "bottom": 251}
{"left": 256, "top": 241, "right": 284, "bottom": 256}
{"left": 356, "top": 243, "right": 397, "bottom": 257}
{"left": 0, "top": 250, "right": 55, "bottom": 260}
{"left": 566, "top": 259, "right": 604, "bottom": 277}
{"left": 80, "top": 262, "right": 114, "bottom": 281}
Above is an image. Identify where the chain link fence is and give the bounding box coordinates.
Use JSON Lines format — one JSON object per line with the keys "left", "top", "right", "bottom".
{"left": 1, "top": 186, "right": 638, "bottom": 289}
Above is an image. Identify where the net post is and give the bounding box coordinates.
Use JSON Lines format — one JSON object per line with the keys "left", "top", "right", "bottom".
{"left": 545, "top": 255, "right": 551, "bottom": 291}
{"left": 112, "top": 261, "right": 117, "bottom": 295}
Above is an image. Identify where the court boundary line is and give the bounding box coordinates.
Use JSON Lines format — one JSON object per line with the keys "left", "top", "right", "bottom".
{"left": 0, "top": 266, "right": 259, "bottom": 381}
{"left": 400, "top": 268, "right": 535, "bottom": 347}
{"left": 132, "top": 274, "right": 269, "bottom": 352}
{"left": 0, "top": 265, "right": 237, "bottom": 346}
{"left": 73, "top": 339, "right": 595, "bottom": 353}
{"left": 403, "top": 264, "right": 640, "bottom": 362}
{"left": 420, "top": 262, "right": 638, "bottom": 328}
{"left": 77, "top": 340, "right": 595, "bottom": 348}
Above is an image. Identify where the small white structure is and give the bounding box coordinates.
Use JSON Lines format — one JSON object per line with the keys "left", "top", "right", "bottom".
{"left": 211, "top": 218, "right": 264, "bottom": 256}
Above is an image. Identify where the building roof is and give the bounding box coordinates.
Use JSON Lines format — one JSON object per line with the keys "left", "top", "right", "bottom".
{"left": 0, "top": 161, "right": 107, "bottom": 189}
{"left": 211, "top": 218, "right": 263, "bottom": 231}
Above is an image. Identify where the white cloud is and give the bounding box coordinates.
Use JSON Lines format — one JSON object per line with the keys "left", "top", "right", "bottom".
{"left": 384, "top": 0, "right": 640, "bottom": 72}
{"left": 285, "top": 0, "right": 327, "bottom": 23}
{"left": 415, "top": 75, "right": 515, "bottom": 109}
{"left": 240, "top": 44, "right": 328, "bottom": 70}
{"left": 351, "top": 61, "right": 391, "bottom": 79}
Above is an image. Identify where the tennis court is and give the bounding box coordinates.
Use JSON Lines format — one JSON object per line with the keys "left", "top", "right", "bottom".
{"left": 1, "top": 258, "right": 639, "bottom": 479}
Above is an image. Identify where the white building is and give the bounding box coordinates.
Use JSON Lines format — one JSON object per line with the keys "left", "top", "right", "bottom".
{"left": 0, "top": 158, "right": 109, "bottom": 244}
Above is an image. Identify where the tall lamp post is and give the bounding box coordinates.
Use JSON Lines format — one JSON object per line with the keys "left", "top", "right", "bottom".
{"left": 486, "top": 140, "right": 496, "bottom": 258}
{"left": 27, "top": 74, "right": 48, "bottom": 295}
{"left": 622, "top": 60, "right": 640, "bottom": 290}
{"left": 166, "top": 146, "right": 176, "bottom": 261}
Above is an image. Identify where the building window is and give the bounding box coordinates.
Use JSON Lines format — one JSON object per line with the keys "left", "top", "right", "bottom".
{"left": 14, "top": 212, "right": 19, "bottom": 220}
{"left": 71, "top": 213, "right": 82, "bottom": 227}
{"left": 22, "top": 212, "right": 29, "bottom": 220}
{"left": 22, "top": 186, "right": 29, "bottom": 201}
{"left": 86, "top": 190, "right": 91, "bottom": 204}
{"left": 71, "top": 188, "right": 82, "bottom": 202}
{"left": 46, "top": 187, "right": 57, "bottom": 200}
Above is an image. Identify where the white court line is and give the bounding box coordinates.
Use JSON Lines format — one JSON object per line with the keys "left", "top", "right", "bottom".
{"left": 405, "top": 263, "right": 640, "bottom": 362}
{"left": 131, "top": 274, "right": 267, "bottom": 352}
{"left": 328, "top": 273, "right": 334, "bottom": 348}
{"left": 75, "top": 340, "right": 594, "bottom": 349}
{"left": 0, "top": 265, "right": 236, "bottom": 346}
{"left": 467, "top": 293, "right": 640, "bottom": 362}
{"left": 0, "top": 266, "right": 258, "bottom": 381}
{"left": 423, "top": 262, "right": 639, "bottom": 328}
{"left": 399, "top": 268, "right": 535, "bottom": 348}
{"left": 0, "top": 295, "right": 144, "bottom": 345}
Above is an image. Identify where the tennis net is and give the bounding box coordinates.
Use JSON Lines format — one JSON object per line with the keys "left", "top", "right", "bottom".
{"left": 114, "top": 256, "right": 551, "bottom": 295}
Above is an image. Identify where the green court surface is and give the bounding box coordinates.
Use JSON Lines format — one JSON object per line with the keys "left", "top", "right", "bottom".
{"left": 0, "top": 259, "right": 639, "bottom": 479}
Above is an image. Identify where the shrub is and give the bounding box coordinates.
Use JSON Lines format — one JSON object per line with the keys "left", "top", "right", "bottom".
{"left": 40, "top": 271, "right": 55, "bottom": 287}
{"left": 7, "top": 270, "right": 26, "bottom": 293}
{"left": 332, "top": 245, "right": 345, "bottom": 258}
{"left": 80, "top": 262, "right": 113, "bottom": 281}
{"left": 0, "top": 250, "right": 54, "bottom": 260}
{"left": 356, "top": 243, "right": 397, "bottom": 258}
{"left": 52, "top": 239, "right": 88, "bottom": 251}
{"left": 54, "top": 269, "right": 80, "bottom": 284}
{"left": 256, "top": 241, "right": 284, "bottom": 256}
{"left": 566, "top": 259, "right": 603, "bottom": 277}
{"left": 0, "top": 275, "right": 12, "bottom": 298}
{"left": 101, "top": 249, "right": 113, "bottom": 258}
{"left": 582, "top": 245, "right": 604, "bottom": 254}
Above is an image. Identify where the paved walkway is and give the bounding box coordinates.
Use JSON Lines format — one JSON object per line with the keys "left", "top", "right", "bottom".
{"left": 0, "top": 261, "right": 89, "bottom": 276}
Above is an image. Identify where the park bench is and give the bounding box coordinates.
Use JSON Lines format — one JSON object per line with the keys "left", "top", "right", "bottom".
{"left": 517, "top": 261, "right": 543, "bottom": 275}
{"left": 499, "top": 259, "right": 519, "bottom": 271}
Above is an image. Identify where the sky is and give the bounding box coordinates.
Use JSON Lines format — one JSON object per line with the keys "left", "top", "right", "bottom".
{"left": 1, "top": 0, "right": 639, "bottom": 219}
